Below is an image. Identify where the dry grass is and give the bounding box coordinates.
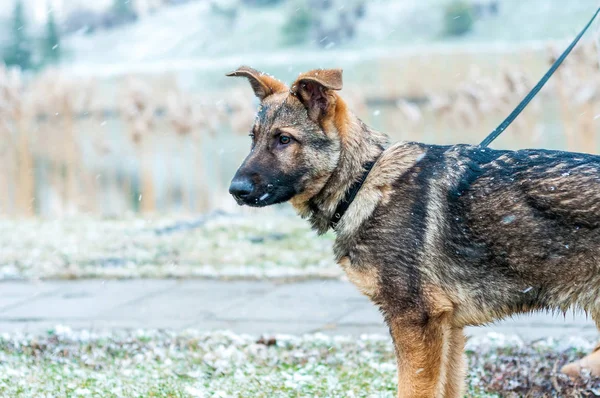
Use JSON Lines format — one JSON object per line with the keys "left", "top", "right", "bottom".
{"left": 1, "top": 40, "right": 599, "bottom": 218}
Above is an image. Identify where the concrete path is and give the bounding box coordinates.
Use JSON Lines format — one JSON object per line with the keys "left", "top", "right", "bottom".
{"left": 0, "top": 279, "right": 597, "bottom": 341}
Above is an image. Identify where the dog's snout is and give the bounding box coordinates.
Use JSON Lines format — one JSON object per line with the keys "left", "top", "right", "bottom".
{"left": 229, "top": 177, "right": 254, "bottom": 199}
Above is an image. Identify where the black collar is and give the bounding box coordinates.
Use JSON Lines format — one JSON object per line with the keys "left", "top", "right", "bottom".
{"left": 329, "top": 159, "right": 378, "bottom": 230}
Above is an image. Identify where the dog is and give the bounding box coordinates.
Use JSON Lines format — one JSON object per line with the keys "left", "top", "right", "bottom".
{"left": 226, "top": 65, "right": 600, "bottom": 397}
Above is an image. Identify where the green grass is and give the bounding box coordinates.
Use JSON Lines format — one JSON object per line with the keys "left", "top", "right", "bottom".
{"left": 0, "top": 214, "right": 339, "bottom": 280}
{"left": 0, "top": 328, "right": 598, "bottom": 397}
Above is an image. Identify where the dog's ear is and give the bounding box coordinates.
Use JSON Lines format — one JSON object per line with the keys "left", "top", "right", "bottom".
{"left": 226, "top": 66, "right": 288, "bottom": 101}
{"left": 291, "top": 69, "right": 343, "bottom": 122}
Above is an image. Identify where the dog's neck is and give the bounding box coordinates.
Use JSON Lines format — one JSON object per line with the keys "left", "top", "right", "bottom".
{"left": 292, "top": 106, "right": 389, "bottom": 234}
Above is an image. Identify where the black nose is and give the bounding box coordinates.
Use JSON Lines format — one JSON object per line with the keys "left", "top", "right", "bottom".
{"left": 229, "top": 177, "right": 254, "bottom": 199}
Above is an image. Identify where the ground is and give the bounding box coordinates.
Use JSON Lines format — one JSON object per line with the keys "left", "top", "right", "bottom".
{"left": 0, "top": 327, "right": 599, "bottom": 397}
{"left": 0, "top": 213, "right": 339, "bottom": 280}
{"left": 2, "top": 215, "right": 600, "bottom": 396}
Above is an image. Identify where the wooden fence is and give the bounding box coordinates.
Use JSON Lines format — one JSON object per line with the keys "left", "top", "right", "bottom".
{"left": 1, "top": 41, "right": 599, "bottom": 217}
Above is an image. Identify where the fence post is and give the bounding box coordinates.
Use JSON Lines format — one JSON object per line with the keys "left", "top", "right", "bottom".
{"left": 123, "top": 78, "right": 157, "bottom": 214}
{"left": 15, "top": 106, "right": 35, "bottom": 216}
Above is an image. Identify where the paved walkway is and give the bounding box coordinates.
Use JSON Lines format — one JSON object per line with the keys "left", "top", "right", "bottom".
{"left": 0, "top": 279, "right": 596, "bottom": 341}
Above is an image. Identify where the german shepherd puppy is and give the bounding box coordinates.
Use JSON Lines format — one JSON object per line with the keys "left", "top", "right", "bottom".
{"left": 227, "top": 66, "right": 600, "bottom": 397}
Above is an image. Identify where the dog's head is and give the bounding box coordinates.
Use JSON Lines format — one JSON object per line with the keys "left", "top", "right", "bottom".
{"left": 227, "top": 66, "right": 346, "bottom": 207}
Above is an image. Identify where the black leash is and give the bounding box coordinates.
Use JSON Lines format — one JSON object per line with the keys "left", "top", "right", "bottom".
{"left": 479, "top": 7, "right": 600, "bottom": 148}
{"left": 330, "top": 7, "right": 600, "bottom": 230}
{"left": 330, "top": 160, "right": 376, "bottom": 230}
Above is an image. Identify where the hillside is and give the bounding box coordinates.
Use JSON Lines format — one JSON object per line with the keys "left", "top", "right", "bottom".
{"left": 62, "top": 0, "right": 600, "bottom": 65}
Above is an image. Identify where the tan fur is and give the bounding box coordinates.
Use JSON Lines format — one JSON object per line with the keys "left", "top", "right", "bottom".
{"left": 379, "top": 184, "right": 393, "bottom": 205}
{"left": 289, "top": 173, "right": 331, "bottom": 217}
{"left": 338, "top": 256, "right": 379, "bottom": 298}
{"left": 593, "top": 311, "right": 600, "bottom": 330}
{"left": 424, "top": 285, "right": 454, "bottom": 317}
{"left": 418, "top": 148, "right": 469, "bottom": 287}
{"left": 287, "top": 90, "right": 387, "bottom": 229}
{"left": 389, "top": 314, "right": 450, "bottom": 398}
{"left": 335, "top": 142, "right": 426, "bottom": 239}
{"left": 450, "top": 288, "right": 498, "bottom": 327}
{"left": 318, "top": 93, "right": 341, "bottom": 138}
{"left": 428, "top": 289, "right": 453, "bottom": 397}
{"left": 387, "top": 287, "right": 461, "bottom": 398}
{"left": 292, "top": 68, "right": 343, "bottom": 90}
{"left": 226, "top": 66, "right": 287, "bottom": 100}
{"left": 443, "top": 328, "right": 466, "bottom": 398}
{"left": 332, "top": 97, "right": 352, "bottom": 139}
{"left": 425, "top": 283, "right": 495, "bottom": 329}
{"left": 424, "top": 287, "right": 465, "bottom": 398}
{"left": 291, "top": 69, "right": 343, "bottom": 128}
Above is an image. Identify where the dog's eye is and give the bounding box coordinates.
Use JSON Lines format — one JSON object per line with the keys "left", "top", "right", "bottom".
{"left": 279, "top": 135, "right": 291, "bottom": 145}
{"left": 249, "top": 133, "right": 255, "bottom": 139}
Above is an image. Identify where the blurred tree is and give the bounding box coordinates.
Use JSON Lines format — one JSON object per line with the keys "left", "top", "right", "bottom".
{"left": 3, "top": 0, "right": 33, "bottom": 70}
{"left": 443, "top": 0, "right": 474, "bottom": 37}
{"left": 63, "top": 8, "right": 102, "bottom": 35}
{"left": 283, "top": 0, "right": 365, "bottom": 48}
{"left": 282, "top": 2, "right": 314, "bottom": 45}
{"left": 242, "top": 0, "right": 285, "bottom": 5}
{"left": 210, "top": 0, "right": 238, "bottom": 24}
{"left": 106, "top": 0, "right": 138, "bottom": 28}
{"left": 42, "top": 11, "right": 61, "bottom": 64}
{"left": 113, "top": 0, "right": 135, "bottom": 17}
{"left": 354, "top": 1, "right": 366, "bottom": 18}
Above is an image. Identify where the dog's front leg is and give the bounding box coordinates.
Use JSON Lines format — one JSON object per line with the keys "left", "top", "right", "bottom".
{"left": 387, "top": 312, "right": 459, "bottom": 398}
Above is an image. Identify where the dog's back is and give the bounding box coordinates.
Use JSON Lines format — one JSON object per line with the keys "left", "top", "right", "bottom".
{"left": 352, "top": 143, "right": 600, "bottom": 327}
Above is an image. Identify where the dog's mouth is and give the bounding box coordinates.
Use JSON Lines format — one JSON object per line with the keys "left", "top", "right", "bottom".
{"left": 231, "top": 184, "right": 295, "bottom": 208}
{"left": 232, "top": 192, "right": 273, "bottom": 207}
